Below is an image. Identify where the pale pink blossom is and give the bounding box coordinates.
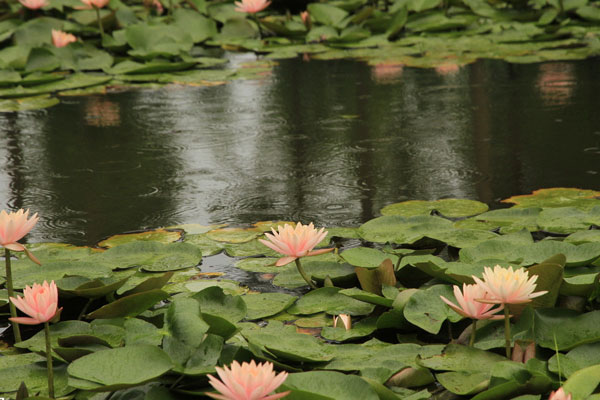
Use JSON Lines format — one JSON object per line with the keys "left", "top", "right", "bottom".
{"left": 259, "top": 222, "right": 333, "bottom": 266}
{"left": 9, "top": 281, "right": 61, "bottom": 325}
{"left": 152, "top": 0, "right": 163, "bottom": 14}
{"left": 207, "top": 360, "right": 289, "bottom": 400}
{"left": 18, "top": 0, "right": 48, "bottom": 9}
{"left": 473, "top": 265, "right": 547, "bottom": 305}
{"left": 80, "top": 0, "right": 110, "bottom": 8}
{"left": 0, "top": 209, "right": 38, "bottom": 252}
{"left": 440, "top": 283, "right": 504, "bottom": 320}
{"left": 549, "top": 387, "right": 572, "bottom": 400}
{"left": 234, "top": 0, "right": 270, "bottom": 14}
{"left": 51, "top": 29, "right": 77, "bottom": 48}
{"left": 300, "top": 11, "right": 310, "bottom": 27}
{"left": 333, "top": 314, "right": 351, "bottom": 330}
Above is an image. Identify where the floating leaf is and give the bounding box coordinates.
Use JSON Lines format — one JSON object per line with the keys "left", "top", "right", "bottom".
{"left": 502, "top": 188, "right": 600, "bottom": 210}
{"left": 86, "top": 289, "right": 169, "bottom": 319}
{"left": 68, "top": 345, "right": 174, "bottom": 391}
{"left": 287, "top": 287, "right": 375, "bottom": 316}
{"left": 243, "top": 292, "right": 297, "bottom": 320}
{"left": 381, "top": 199, "right": 488, "bottom": 218}
{"left": 98, "top": 229, "right": 181, "bottom": 248}
{"left": 280, "top": 371, "right": 379, "bottom": 400}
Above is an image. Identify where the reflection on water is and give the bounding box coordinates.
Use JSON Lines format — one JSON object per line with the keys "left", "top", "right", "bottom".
{"left": 0, "top": 57, "right": 598, "bottom": 246}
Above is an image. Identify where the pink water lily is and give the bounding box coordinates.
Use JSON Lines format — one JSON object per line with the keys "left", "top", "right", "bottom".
{"left": 440, "top": 283, "right": 504, "bottom": 320}
{"left": 207, "top": 360, "right": 289, "bottom": 400}
{"left": 80, "top": 0, "right": 109, "bottom": 8}
{"left": 259, "top": 222, "right": 333, "bottom": 266}
{"left": 18, "top": 0, "right": 48, "bottom": 9}
{"left": 9, "top": 281, "right": 60, "bottom": 325}
{"left": 52, "top": 29, "right": 77, "bottom": 48}
{"left": 0, "top": 209, "right": 39, "bottom": 253}
{"left": 234, "top": 0, "right": 271, "bottom": 13}
{"left": 549, "top": 387, "right": 572, "bottom": 400}
{"left": 473, "top": 265, "right": 547, "bottom": 305}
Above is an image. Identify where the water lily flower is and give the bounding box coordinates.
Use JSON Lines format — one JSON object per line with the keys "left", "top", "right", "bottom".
{"left": 440, "top": 283, "right": 504, "bottom": 320}
{"left": 259, "top": 222, "right": 333, "bottom": 289}
{"left": 473, "top": 265, "right": 547, "bottom": 358}
{"left": 234, "top": 0, "right": 271, "bottom": 14}
{"left": 207, "top": 360, "right": 290, "bottom": 400}
{"left": 9, "top": 281, "right": 60, "bottom": 325}
{"left": 333, "top": 314, "right": 351, "bottom": 330}
{"left": 259, "top": 223, "right": 332, "bottom": 267}
{"left": 80, "top": 0, "right": 110, "bottom": 8}
{"left": 51, "top": 29, "right": 77, "bottom": 48}
{"left": 10, "top": 280, "right": 60, "bottom": 398}
{"left": 472, "top": 265, "right": 547, "bottom": 305}
{"left": 0, "top": 209, "right": 39, "bottom": 253}
{"left": 18, "top": 0, "right": 48, "bottom": 9}
{"left": 300, "top": 11, "right": 310, "bottom": 28}
{"left": 549, "top": 387, "right": 572, "bottom": 400}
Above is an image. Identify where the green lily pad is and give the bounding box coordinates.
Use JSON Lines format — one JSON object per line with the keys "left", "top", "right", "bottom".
{"left": 67, "top": 345, "right": 174, "bottom": 391}
{"left": 381, "top": 199, "right": 488, "bottom": 218}
{"left": 205, "top": 227, "right": 262, "bottom": 243}
{"left": 502, "top": 188, "right": 600, "bottom": 210}
{"left": 98, "top": 229, "right": 182, "bottom": 248}
{"left": 91, "top": 241, "right": 202, "bottom": 272}
{"left": 183, "top": 233, "right": 224, "bottom": 256}
{"left": 358, "top": 215, "right": 454, "bottom": 244}
{"left": 273, "top": 261, "right": 357, "bottom": 289}
{"left": 321, "top": 316, "right": 378, "bottom": 342}
{"left": 243, "top": 292, "right": 297, "bottom": 320}
{"left": 10, "top": 260, "right": 113, "bottom": 289}
{"left": 341, "top": 247, "right": 399, "bottom": 269}
{"left": 280, "top": 371, "right": 379, "bottom": 400}
{"left": 0, "top": 94, "right": 60, "bottom": 112}
{"left": 404, "top": 285, "right": 462, "bottom": 334}
{"left": 235, "top": 257, "right": 281, "bottom": 273}
{"left": 184, "top": 279, "right": 247, "bottom": 296}
{"left": 191, "top": 286, "right": 247, "bottom": 323}
{"left": 287, "top": 287, "right": 375, "bottom": 316}
{"left": 86, "top": 289, "right": 170, "bottom": 319}
{"left": 548, "top": 342, "right": 600, "bottom": 378}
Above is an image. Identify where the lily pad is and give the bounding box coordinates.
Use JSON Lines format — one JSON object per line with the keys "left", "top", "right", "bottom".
{"left": 287, "top": 287, "right": 375, "bottom": 316}
{"left": 243, "top": 292, "right": 297, "bottom": 320}
{"left": 358, "top": 215, "right": 454, "bottom": 244}
{"left": 280, "top": 371, "right": 379, "bottom": 400}
{"left": 98, "top": 229, "right": 182, "bottom": 248}
{"left": 502, "top": 188, "right": 600, "bottom": 210}
{"left": 381, "top": 199, "right": 488, "bottom": 218}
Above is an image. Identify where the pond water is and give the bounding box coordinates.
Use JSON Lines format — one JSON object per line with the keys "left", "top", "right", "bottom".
{"left": 0, "top": 55, "right": 598, "bottom": 246}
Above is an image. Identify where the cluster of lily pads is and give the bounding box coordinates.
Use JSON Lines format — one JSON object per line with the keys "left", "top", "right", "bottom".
{"left": 2, "top": 0, "right": 600, "bottom": 111}
{"left": 1, "top": 187, "right": 600, "bottom": 399}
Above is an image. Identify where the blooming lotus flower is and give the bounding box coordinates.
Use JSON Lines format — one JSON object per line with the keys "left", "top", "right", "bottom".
{"left": 259, "top": 223, "right": 333, "bottom": 266}
{"left": 51, "top": 29, "right": 77, "bottom": 48}
{"left": 207, "top": 360, "right": 290, "bottom": 400}
{"left": 18, "top": 0, "right": 48, "bottom": 9}
{"left": 234, "top": 0, "right": 270, "bottom": 14}
{"left": 473, "top": 265, "right": 547, "bottom": 304}
{"left": 80, "top": 0, "right": 110, "bottom": 8}
{"left": 0, "top": 209, "right": 39, "bottom": 252}
{"left": 549, "top": 387, "right": 572, "bottom": 400}
{"left": 9, "top": 281, "right": 60, "bottom": 325}
{"left": 440, "top": 283, "right": 504, "bottom": 320}
{"left": 333, "top": 314, "right": 351, "bottom": 330}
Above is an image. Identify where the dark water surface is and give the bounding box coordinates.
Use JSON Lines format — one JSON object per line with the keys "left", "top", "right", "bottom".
{"left": 0, "top": 56, "right": 599, "bottom": 246}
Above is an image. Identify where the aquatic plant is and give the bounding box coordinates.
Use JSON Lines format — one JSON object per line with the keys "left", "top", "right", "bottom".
{"left": 207, "top": 360, "right": 289, "bottom": 400}
{"left": 473, "top": 265, "right": 547, "bottom": 357}
{"left": 10, "top": 280, "right": 60, "bottom": 398}
{"left": 259, "top": 222, "right": 333, "bottom": 289}
{"left": 0, "top": 208, "right": 39, "bottom": 342}
{"left": 440, "top": 283, "right": 504, "bottom": 346}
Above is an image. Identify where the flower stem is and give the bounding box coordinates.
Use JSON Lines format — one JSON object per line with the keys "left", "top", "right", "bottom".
{"left": 253, "top": 14, "right": 263, "bottom": 39}
{"left": 469, "top": 319, "right": 477, "bottom": 347}
{"left": 44, "top": 322, "right": 54, "bottom": 399}
{"left": 295, "top": 258, "right": 317, "bottom": 289}
{"left": 78, "top": 298, "right": 93, "bottom": 320}
{"left": 504, "top": 306, "right": 512, "bottom": 359}
{"left": 94, "top": 6, "right": 104, "bottom": 36}
{"left": 5, "top": 248, "right": 21, "bottom": 343}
